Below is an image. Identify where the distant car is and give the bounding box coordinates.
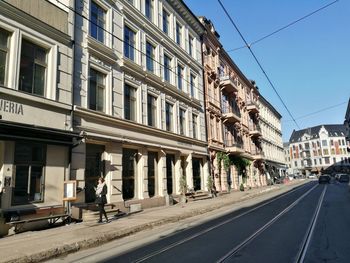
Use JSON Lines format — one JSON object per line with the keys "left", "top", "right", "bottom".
{"left": 318, "top": 175, "right": 331, "bottom": 184}
{"left": 308, "top": 174, "right": 317, "bottom": 179}
{"left": 338, "top": 174, "right": 349, "bottom": 183}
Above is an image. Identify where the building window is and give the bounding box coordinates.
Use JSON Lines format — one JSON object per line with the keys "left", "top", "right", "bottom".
{"left": 124, "top": 26, "right": 135, "bottom": 61}
{"left": 124, "top": 84, "right": 137, "bottom": 121}
{"left": 331, "top": 148, "right": 335, "bottom": 155}
{"left": 0, "top": 28, "right": 10, "bottom": 86}
{"left": 323, "top": 149, "right": 329, "bottom": 155}
{"left": 89, "top": 68, "right": 105, "bottom": 112}
{"left": 19, "top": 39, "right": 47, "bottom": 96}
{"left": 177, "top": 64, "right": 183, "bottom": 90}
{"left": 319, "top": 158, "right": 322, "bottom": 164}
{"left": 176, "top": 22, "right": 182, "bottom": 45}
{"left": 294, "top": 161, "right": 297, "bottom": 167}
{"left": 13, "top": 143, "right": 46, "bottom": 205}
{"left": 122, "top": 148, "right": 137, "bottom": 199}
{"left": 188, "top": 35, "right": 193, "bottom": 56}
{"left": 164, "top": 54, "right": 171, "bottom": 82}
{"left": 165, "top": 102, "right": 173, "bottom": 132}
{"left": 90, "top": 1, "right": 105, "bottom": 43}
{"left": 325, "top": 157, "right": 330, "bottom": 164}
{"left": 322, "top": 140, "right": 328, "bottom": 146}
{"left": 146, "top": 41, "right": 155, "bottom": 72}
{"left": 179, "top": 108, "right": 186, "bottom": 135}
{"left": 145, "top": 0, "right": 153, "bottom": 21}
{"left": 147, "top": 94, "right": 157, "bottom": 127}
{"left": 162, "top": 9, "right": 169, "bottom": 35}
{"left": 190, "top": 73, "right": 195, "bottom": 97}
{"left": 333, "top": 157, "right": 336, "bottom": 164}
{"left": 192, "top": 114, "right": 198, "bottom": 139}
{"left": 330, "top": 140, "right": 334, "bottom": 146}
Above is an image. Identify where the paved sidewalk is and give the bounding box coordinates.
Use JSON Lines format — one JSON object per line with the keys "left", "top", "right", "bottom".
{"left": 0, "top": 180, "right": 309, "bottom": 263}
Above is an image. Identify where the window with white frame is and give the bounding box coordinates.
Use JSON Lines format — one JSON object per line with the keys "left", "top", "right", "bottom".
{"left": 164, "top": 54, "right": 171, "bottom": 82}
{"left": 162, "top": 9, "right": 169, "bottom": 35}
{"left": 188, "top": 35, "right": 194, "bottom": 57}
{"left": 0, "top": 28, "right": 10, "bottom": 86}
{"left": 19, "top": 39, "right": 47, "bottom": 96}
{"left": 89, "top": 68, "right": 105, "bottom": 112}
{"left": 165, "top": 102, "right": 173, "bottom": 132}
{"left": 177, "top": 64, "right": 183, "bottom": 91}
{"left": 190, "top": 73, "right": 196, "bottom": 98}
{"left": 147, "top": 94, "right": 157, "bottom": 127}
{"left": 176, "top": 22, "right": 182, "bottom": 45}
{"left": 124, "top": 26, "right": 136, "bottom": 61}
{"left": 145, "top": 0, "right": 154, "bottom": 21}
{"left": 124, "top": 84, "right": 137, "bottom": 121}
{"left": 192, "top": 114, "right": 198, "bottom": 139}
{"left": 179, "top": 108, "right": 186, "bottom": 136}
{"left": 90, "top": 1, "right": 105, "bottom": 43}
{"left": 146, "top": 41, "right": 155, "bottom": 73}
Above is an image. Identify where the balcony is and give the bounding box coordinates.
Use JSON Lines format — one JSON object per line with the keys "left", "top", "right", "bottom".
{"left": 251, "top": 148, "right": 264, "bottom": 160}
{"left": 222, "top": 105, "right": 241, "bottom": 124}
{"left": 220, "top": 75, "right": 238, "bottom": 93}
{"left": 246, "top": 99, "right": 259, "bottom": 113}
{"left": 249, "top": 124, "right": 262, "bottom": 137}
{"left": 224, "top": 140, "right": 244, "bottom": 154}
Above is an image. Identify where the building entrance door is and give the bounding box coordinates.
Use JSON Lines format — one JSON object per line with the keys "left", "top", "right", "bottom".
{"left": 166, "top": 154, "right": 175, "bottom": 195}
{"left": 122, "top": 148, "right": 138, "bottom": 200}
{"left": 192, "top": 158, "right": 202, "bottom": 191}
{"left": 85, "top": 144, "right": 105, "bottom": 203}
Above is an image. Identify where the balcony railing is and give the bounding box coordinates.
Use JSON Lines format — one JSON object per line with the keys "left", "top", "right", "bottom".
{"left": 220, "top": 75, "right": 238, "bottom": 93}
{"left": 249, "top": 123, "right": 262, "bottom": 137}
{"left": 246, "top": 98, "right": 259, "bottom": 113}
{"left": 224, "top": 139, "right": 244, "bottom": 153}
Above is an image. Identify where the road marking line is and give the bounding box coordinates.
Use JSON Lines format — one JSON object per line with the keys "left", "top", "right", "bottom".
{"left": 132, "top": 182, "right": 314, "bottom": 263}
{"left": 295, "top": 184, "right": 327, "bottom": 263}
{"left": 216, "top": 183, "right": 319, "bottom": 263}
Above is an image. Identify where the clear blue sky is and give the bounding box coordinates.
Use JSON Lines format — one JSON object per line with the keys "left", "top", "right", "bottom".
{"left": 185, "top": 0, "right": 350, "bottom": 142}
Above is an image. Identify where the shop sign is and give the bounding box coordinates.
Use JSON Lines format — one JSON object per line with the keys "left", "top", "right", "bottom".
{"left": 0, "top": 98, "right": 24, "bottom": 115}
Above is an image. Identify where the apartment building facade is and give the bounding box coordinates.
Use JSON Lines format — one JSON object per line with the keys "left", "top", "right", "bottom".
{"left": 289, "top": 125, "right": 350, "bottom": 175}
{"left": 71, "top": 0, "right": 209, "bottom": 209}
{"left": 200, "top": 17, "right": 265, "bottom": 192}
{"left": 0, "top": 0, "right": 78, "bottom": 234}
{"left": 258, "top": 95, "right": 285, "bottom": 180}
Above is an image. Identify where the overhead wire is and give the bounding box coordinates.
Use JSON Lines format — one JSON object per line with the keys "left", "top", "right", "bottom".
{"left": 226, "top": 0, "right": 339, "bottom": 52}
{"left": 282, "top": 101, "right": 348, "bottom": 123}
{"left": 218, "top": 0, "right": 301, "bottom": 130}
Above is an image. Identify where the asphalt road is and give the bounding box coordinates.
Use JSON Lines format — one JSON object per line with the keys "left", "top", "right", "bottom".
{"left": 51, "top": 180, "right": 350, "bottom": 263}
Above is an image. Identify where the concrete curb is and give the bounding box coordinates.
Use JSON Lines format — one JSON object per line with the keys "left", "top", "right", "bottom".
{"left": 3, "top": 181, "right": 307, "bottom": 263}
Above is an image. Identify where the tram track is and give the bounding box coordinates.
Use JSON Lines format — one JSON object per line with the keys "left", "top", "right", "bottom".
{"left": 129, "top": 182, "right": 316, "bottom": 263}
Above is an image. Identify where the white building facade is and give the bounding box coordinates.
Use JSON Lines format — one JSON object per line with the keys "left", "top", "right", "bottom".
{"left": 289, "top": 125, "right": 350, "bottom": 175}
{"left": 258, "top": 95, "right": 285, "bottom": 180}
{"left": 71, "top": 0, "right": 209, "bottom": 210}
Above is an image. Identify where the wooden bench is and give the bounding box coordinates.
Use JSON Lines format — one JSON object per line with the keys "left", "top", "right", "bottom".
{"left": 4, "top": 206, "right": 69, "bottom": 232}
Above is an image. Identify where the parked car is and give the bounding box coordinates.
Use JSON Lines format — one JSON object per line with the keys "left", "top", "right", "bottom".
{"left": 318, "top": 174, "right": 331, "bottom": 184}
{"left": 308, "top": 174, "right": 317, "bottom": 179}
{"left": 338, "top": 174, "right": 349, "bottom": 183}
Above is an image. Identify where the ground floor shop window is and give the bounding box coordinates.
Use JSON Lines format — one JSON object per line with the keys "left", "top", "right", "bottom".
{"left": 13, "top": 143, "right": 45, "bottom": 205}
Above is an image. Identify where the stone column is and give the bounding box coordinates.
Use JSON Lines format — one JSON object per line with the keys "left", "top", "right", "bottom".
{"left": 158, "top": 150, "right": 167, "bottom": 197}
{"left": 174, "top": 153, "right": 182, "bottom": 195}
{"left": 186, "top": 153, "right": 193, "bottom": 190}
{"left": 71, "top": 142, "right": 86, "bottom": 203}
{"left": 203, "top": 157, "right": 210, "bottom": 191}
{"left": 105, "top": 142, "right": 123, "bottom": 203}
{"left": 221, "top": 160, "right": 227, "bottom": 192}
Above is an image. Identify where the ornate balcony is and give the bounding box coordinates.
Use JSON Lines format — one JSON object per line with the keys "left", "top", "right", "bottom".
{"left": 246, "top": 99, "right": 259, "bottom": 113}
{"left": 222, "top": 105, "right": 241, "bottom": 124}
{"left": 224, "top": 140, "right": 244, "bottom": 154}
{"left": 220, "top": 75, "right": 238, "bottom": 93}
{"left": 249, "top": 123, "right": 262, "bottom": 137}
{"left": 251, "top": 148, "right": 264, "bottom": 160}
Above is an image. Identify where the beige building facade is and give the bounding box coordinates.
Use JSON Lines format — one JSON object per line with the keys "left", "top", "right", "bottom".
{"left": 258, "top": 95, "right": 285, "bottom": 180}
{"left": 0, "top": 0, "right": 78, "bottom": 234}
{"left": 71, "top": 0, "right": 209, "bottom": 211}
{"left": 200, "top": 17, "right": 265, "bottom": 192}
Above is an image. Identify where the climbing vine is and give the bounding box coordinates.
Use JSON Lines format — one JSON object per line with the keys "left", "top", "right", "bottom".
{"left": 230, "top": 156, "right": 251, "bottom": 176}
{"left": 216, "top": 152, "right": 231, "bottom": 171}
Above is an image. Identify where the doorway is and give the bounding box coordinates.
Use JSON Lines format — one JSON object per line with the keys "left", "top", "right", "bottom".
{"left": 148, "top": 152, "right": 158, "bottom": 198}
{"left": 166, "top": 154, "right": 175, "bottom": 195}
{"left": 122, "top": 148, "right": 138, "bottom": 200}
{"left": 85, "top": 144, "right": 105, "bottom": 203}
{"left": 192, "top": 158, "right": 202, "bottom": 191}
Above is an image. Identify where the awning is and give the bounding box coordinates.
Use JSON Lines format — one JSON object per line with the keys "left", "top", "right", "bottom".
{"left": 0, "top": 120, "right": 82, "bottom": 146}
